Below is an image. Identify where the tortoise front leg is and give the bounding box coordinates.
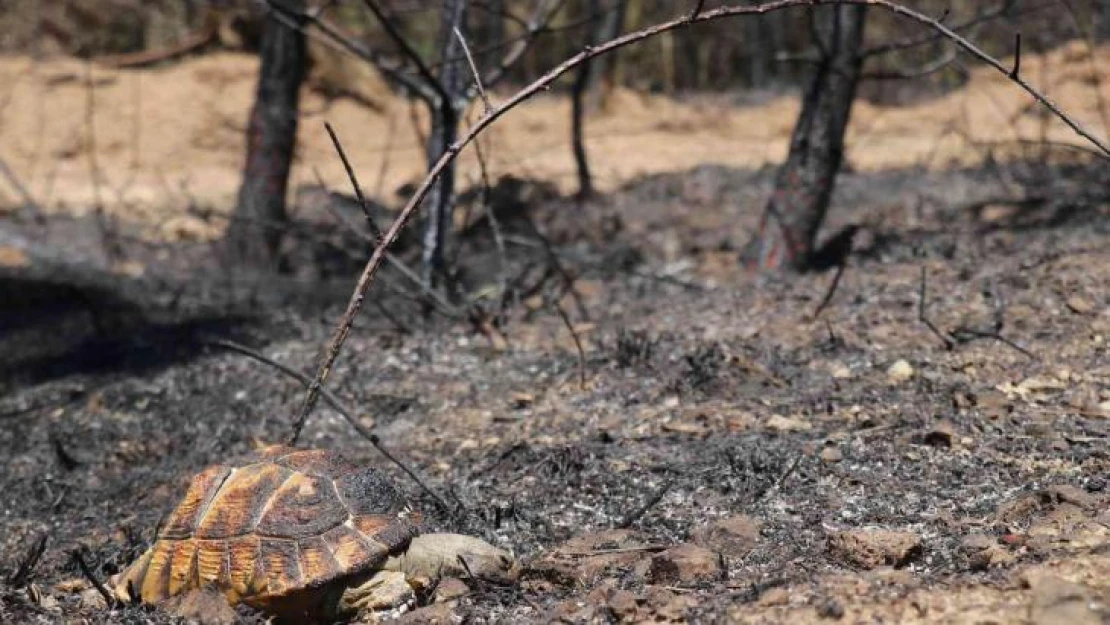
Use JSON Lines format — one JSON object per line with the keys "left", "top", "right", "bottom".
{"left": 332, "top": 569, "right": 416, "bottom": 615}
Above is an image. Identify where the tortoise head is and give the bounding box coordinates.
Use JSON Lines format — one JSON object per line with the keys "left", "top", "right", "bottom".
{"left": 386, "top": 533, "right": 519, "bottom": 585}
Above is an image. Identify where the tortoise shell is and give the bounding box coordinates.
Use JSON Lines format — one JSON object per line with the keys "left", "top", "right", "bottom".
{"left": 114, "top": 445, "right": 417, "bottom": 613}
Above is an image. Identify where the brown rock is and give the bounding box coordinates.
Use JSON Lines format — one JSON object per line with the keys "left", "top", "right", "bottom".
{"left": 649, "top": 543, "right": 723, "bottom": 584}
{"left": 528, "top": 529, "right": 653, "bottom": 586}
{"left": 161, "top": 588, "right": 238, "bottom": 625}
{"left": 827, "top": 529, "right": 923, "bottom": 569}
{"left": 433, "top": 577, "right": 471, "bottom": 603}
{"left": 586, "top": 580, "right": 640, "bottom": 621}
{"left": 959, "top": 533, "right": 995, "bottom": 553}
{"left": 1065, "top": 295, "right": 1097, "bottom": 315}
{"left": 690, "top": 515, "right": 761, "bottom": 557}
{"left": 758, "top": 586, "right": 790, "bottom": 607}
{"left": 1043, "top": 485, "right": 1099, "bottom": 511}
{"left": 766, "top": 414, "right": 812, "bottom": 432}
{"left": 78, "top": 587, "right": 108, "bottom": 611}
{"left": 820, "top": 446, "right": 844, "bottom": 463}
{"left": 1024, "top": 574, "right": 1107, "bottom": 625}
{"left": 968, "top": 545, "right": 1017, "bottom": 570}
{"left": 396, "top": 602, "right": 462, "bottom": 625}
{"left": 643, "top": 586, "right": 697, "bottom": 621}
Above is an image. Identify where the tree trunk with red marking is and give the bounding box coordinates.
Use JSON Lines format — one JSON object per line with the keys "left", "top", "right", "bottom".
{"left": 740, "top": 5, "right": 866, "bottom": 272}
{"left": 226, "top": 0, "right": 307, "bottom": 270}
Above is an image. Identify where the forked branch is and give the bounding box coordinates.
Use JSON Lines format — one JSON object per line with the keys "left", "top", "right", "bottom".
{"left": 292, "top": 0, "right": 1106, "bottom": 440}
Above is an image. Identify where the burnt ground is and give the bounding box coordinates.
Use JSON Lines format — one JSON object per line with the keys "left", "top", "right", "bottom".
{"left": 1, "top": 158, "right": 1108, "bottom": 624}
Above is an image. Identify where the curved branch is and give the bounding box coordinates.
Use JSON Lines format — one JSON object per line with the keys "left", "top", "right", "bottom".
{"left": 291, "top": 0, "right": 1110, "bottom": 436}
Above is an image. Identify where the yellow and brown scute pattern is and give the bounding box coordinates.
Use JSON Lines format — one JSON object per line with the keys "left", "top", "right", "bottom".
{"left": 113, "top": 446, "right": 417, "bottom": 614}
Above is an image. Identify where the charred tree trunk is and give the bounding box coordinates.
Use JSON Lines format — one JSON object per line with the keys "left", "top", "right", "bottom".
{"left": 740, "top": 5, "right": 866, "bottom": 272}
{"left": 570, "top": 0, "right": 601, "bottom": 200}
{"left": 226, "top": 0, "right": 307, "bottom": 270}
{"left": 421, "top": 0, "right": 468, "bottom": 287}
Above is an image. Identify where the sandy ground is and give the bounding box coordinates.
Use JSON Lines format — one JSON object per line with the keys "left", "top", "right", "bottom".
{"left": 0, "top": 34, "right": 1109, "bottom": 625}
{"left": 0, "top": 39, "right": 1108, "bottom": 233}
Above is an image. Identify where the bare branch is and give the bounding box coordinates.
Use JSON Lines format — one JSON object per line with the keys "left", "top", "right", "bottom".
{"left": 811, "top": 262, "right": 847, "bottom": 320}
{"left": 863, "top": 0, "right": 1019, "bottom": 57}
{"left": 549, "top": 295, "right": 587, "bottom": 389}
{"left": 689, "top": 0, "right": 708, "bottom": 21}
{"left": 482, "top": 0, "right": 568, "bottom": 88}
{"left": 454, "top": 27, "right": 493, "bottom": 113}
{"left": 359, "top": 0, "right": 450, "bottom": 103}
{"left": 861, "top": 47, "right": 957, "bottom": 80}
{"left": 207, "top": 338, "right": 455, "bottom": 513}
{"left": 299, "top": 0, "right": 1109, "bottom": 441}
{"left": 323, "top": 121, "right": 384, "bottom": 244}
{"left": 918, "top": 266, "right": 955, "bottom": 350}
{"left": 1009, "top": 32, "right": 1021, "bottom": 79}
{"left": 262, "top": 0, "right": 436, "bottom": 103}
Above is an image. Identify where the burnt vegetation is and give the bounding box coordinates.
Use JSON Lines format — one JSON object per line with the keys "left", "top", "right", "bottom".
{"left": 1, "top": 1, "right": 1109, "bottom": 623}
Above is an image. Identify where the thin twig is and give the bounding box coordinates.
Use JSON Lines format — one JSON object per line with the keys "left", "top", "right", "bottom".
{"left": 71, "top": 548, "right": 115, "bottom": 608}
{"left": 563, "top": 545, "right": 670, "bottom": 556}
{"left": 755, "top": 454, "right": 803, "bottom": 502}
{"left": 863, "top": 0, "right": 1019, "bottom": 57}
{"left": 0, "top": 155, "right": 42, "bottom": 215}
{"left": 482, "top": 0, "right": 569, "bottom": 88}
{"left": 618, "top": 479, "right": 672, "bottom": 528}
{"left": 917, "top": 268, "right": 1035, "bottom": 359}
{"left": 359, "top": 0, "right": 449, "bottom": 102}
{"left": 550, "top": 296, "right": 587, "bottom": 389}
{"left": 301, "top": 0, "right": 1110, "bottom": 449}
{"left": 453, "top": 27, "right": 492, "bottom": 113}
{"left": 7, "top": 534, "right": 47, "bottom": 587}
{"left": 323, "top": 121, "right": 384, "bottom": 243}
{"left": 204, "top": 338, "right": 455, "bottom": 514}
{"left": 689, "top": 0, "right": 707, "bottom": 20}
{"left": 262, "top": 0, "right": 436, "bottom": 102}
{"left": 811, "top": 262, "right": 847, "bottom": 320}
{"left": 918, "top": 266, "right": 955, "bottom": 349}
{"left": 308, "top": 168, "right": 464, "bottom": 319}
{"left": 467, "top": 114, "right": 510, "bottom": 319}
{"left": 1009, "top": 32, "right": 1022, "bottom": 79}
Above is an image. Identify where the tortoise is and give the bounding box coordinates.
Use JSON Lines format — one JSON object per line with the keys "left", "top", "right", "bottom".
{"left": 110, "top": 445, "right": 518, "bottom": 621}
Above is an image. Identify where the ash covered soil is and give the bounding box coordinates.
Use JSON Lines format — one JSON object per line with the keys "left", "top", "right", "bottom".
{"left": 1, "top": 161, "right": 1108, "bottom": 624}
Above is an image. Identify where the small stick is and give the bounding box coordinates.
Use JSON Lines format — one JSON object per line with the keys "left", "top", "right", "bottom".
{"left": 453, "top": 27, "right": 492, "bottom": 113}
{"left": 470, "top": 123, "right": 509, "bottom": 318}
{"left": 359, "top": 0, "right": 449, "bottom": 102}
{"left": 71, "top": 548, "right": 115, "bottom": 608}
{"left": 0, "top": 155, "right": 42, "bottom": 215}
{"left": 563, "top": 545, "right": 670, "bottom": 556}
{"left": 918, "top": 266, "right": 955, "bottom": 350}
{"left": 550, "top": 296, "right": 587, "bottom": 389}
{"left": 811, "top": 262, "right": 847, "bottom": 320}
{"left": 755, "top": 454, "right": 803, "bottom": 502}
{"left": 203, "top": 338, "right": 454, "bottom": 514}
{"left": 7, "top": 533, "right": 47, "bottom": 587}
{"left": 1009, "top": 32, "right": 1022, "bottom": 79}
{"left": 308, "top": 167, "right": 463, "bottom": 319}
{"left": 323, "top": 121, "right": 384, "bottom": 243}
{"left": 689, "top": 0, "right": 707, "bottom": 21}
{"left": 618, "top": 479, "right": 672, "bottom": 528}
